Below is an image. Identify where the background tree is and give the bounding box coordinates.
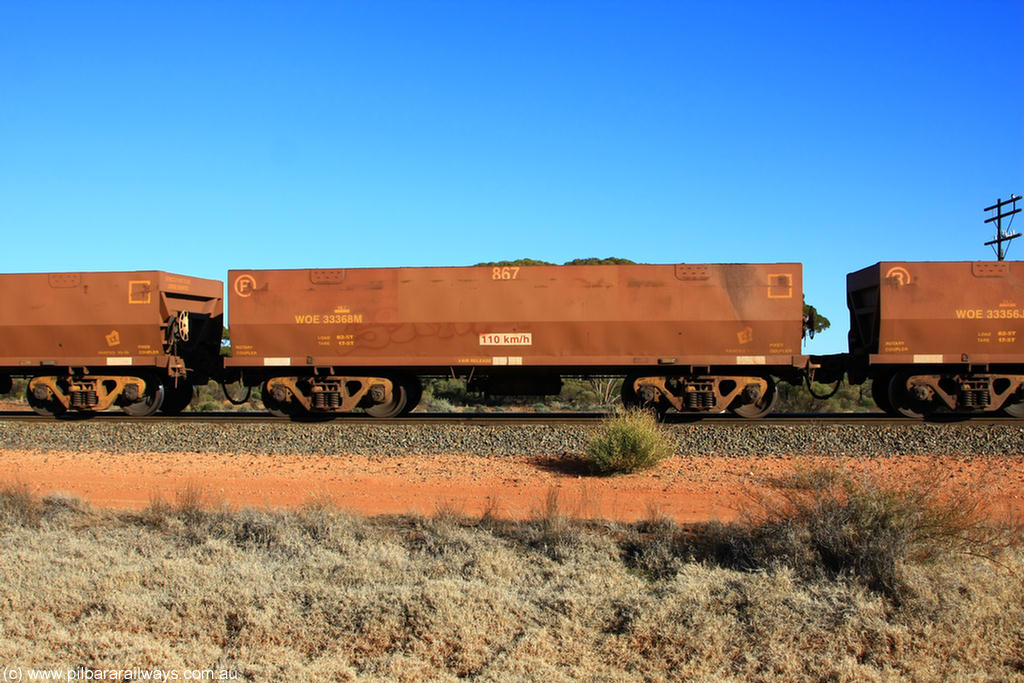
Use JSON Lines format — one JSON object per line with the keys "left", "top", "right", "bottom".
{"left": 475, "top": 258, "right": 556, "bottom": 267}
{"left": 563, "top": 257, "right": 636, "bottom": 265}
{"left": 803, "top": 298, "right": 831, "bottom": 338}
{"left": 475, "top": 257, "right": 637, "bottom": 266}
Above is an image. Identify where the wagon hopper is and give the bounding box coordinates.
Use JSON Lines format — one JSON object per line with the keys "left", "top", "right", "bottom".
{"left": 0, "top": 271, "right": 224, "bottom": 416}
{"left": 846, "top": 261, "right": 1024, "bottom": 417}
{"left": 226, "top": 263, "right": 806, "bottom": 417}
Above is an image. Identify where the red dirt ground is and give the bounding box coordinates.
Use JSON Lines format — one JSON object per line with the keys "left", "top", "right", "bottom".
{"left": 1, "top": 448, "right": 1022, "bottom": 523}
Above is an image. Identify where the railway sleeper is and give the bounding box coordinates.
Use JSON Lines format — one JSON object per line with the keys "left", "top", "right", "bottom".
{"left": 26, "top": 375, "right": 165, "bottom": 416}
{"left": 264, "top": 375, "right": 397, "bottom": 415}
{"left": 628, "top": 375, "right": 776, "bottom": 419}
{"left": 888, "top": 373, "right": 1024, "bottom": 418}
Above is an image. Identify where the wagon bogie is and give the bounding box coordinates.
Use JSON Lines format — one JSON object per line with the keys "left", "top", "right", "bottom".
{"left": 623, "top": 373, "right": 778, "bottom": 418}
{"left": 885, "top": 371, "right": 1024, "bottom": 418}
{"left": 25, "top": 373, "right": 167, "bottom": 417}
{"left": 263, "top": 375, "right": 394, "bottom": 414}
{"left": 258, "top": 373, "right": 421, "bottom": 417}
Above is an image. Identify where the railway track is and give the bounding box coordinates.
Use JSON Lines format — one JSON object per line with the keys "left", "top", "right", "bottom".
{"left": 0, "top": 409, "right": 1019, "bottom": 427}
{"left": 2, "top": 408, "right": 1020, "bottom": 459}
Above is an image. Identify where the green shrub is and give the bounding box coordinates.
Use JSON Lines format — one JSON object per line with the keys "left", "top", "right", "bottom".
{"left": 7, "top": 378, "right": 28, "bottom": 400}
{"left": 558, "top": 378, "right": 615, "bottom": 409}
{"left": 774, "top": 378, "right": 877, "bottom": 412}
{"left": 583, "top": 409, "right": 674, "bottom": 474}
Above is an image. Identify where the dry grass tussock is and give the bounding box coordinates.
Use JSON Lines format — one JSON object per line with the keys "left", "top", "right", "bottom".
{"left": 740, "top": 460, "right": 1024, "bottom": 601}
{"left": 583, "top": 408, "right": 674, "bottom": 474}
{"left": 1, "top": 473, "right": 1023, "bottom": 682}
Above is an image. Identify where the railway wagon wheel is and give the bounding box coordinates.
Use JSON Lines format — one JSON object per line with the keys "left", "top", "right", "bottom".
{"left": 1002, "top": 400, "right": 1024, "bottom": 418}
{"left": 26, "top": 383, "right": 66, "bottom": 417}
{"left": 619, "top": 375, "right": 670, "bottom": 419}
{"left": 620, "top": 375, "right": 641, "bottom": 410}
{"left": 870, "top": 374, "right": 897, "bottom": 416}
{"left": 730, "top": 377, "right": 778, "bottom": 419}
{"left": 122, "top": 375, "right": 166, "bottom": 417}
{"left": 887, "top": 374, "right": 928, "bottom": 420}
{"left": 399, "top": 376, "right": 422, "bottom": 416}
{"left": 160, "top": 380, "right": 194, "bottom": 415}
{"left": 365, "top": 379, "right": 409, "bottom": 418}
{"left": 261, "top": 380, "right": 297, "bottom": 418}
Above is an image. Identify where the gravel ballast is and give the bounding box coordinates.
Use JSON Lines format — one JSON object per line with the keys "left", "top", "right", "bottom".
{"left": 1, "top": 420, "right": 1022, "bottom": 457}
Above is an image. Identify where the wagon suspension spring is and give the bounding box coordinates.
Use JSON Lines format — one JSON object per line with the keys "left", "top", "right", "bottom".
{"left": 959, "top": 380, "right": 991, "bottom": 408}
{"left": 684, "top": 390, "right": 715, "bottom": 409}
{"left": 312, "top": 389, "right": 342, "bottom": 410}
{"left": 70, "top": 390, "right": 99, "bottom": 408}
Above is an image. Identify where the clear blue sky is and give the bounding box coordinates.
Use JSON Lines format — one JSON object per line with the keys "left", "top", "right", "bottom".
{"left": 2, "top": 1, "right": 1021, "bottom": 353}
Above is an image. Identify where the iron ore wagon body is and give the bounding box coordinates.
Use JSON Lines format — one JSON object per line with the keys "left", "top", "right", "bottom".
{"left": 225, "top": 263, "right": 807, "bottom": 417}
{"left": 839, "top": 261, "right": 1024, "bottom": 417}
{"left": 0, "top": 271, "right": 223, "bottom": 416}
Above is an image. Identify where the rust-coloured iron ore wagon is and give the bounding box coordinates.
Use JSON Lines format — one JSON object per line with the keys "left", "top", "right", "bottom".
{"left": 225, "top": 263, "right": 807, "bottom": 417}
{"left": 0, "top": 271, "right": 223, "bottom": 416}
{"left": 843, "top": 261, "right": 1024, "bottom": 417}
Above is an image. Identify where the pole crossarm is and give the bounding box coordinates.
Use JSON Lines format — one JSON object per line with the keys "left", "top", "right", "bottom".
{"left": 983, "top": 194, "right": 1022, "bottom": 261}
